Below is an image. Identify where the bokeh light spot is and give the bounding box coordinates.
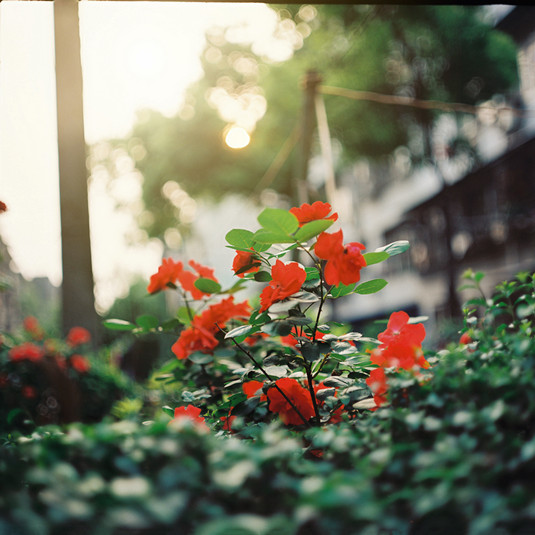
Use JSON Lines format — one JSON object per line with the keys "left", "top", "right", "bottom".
{"left": 224, "top": 126, "right": 250, "bottom": 149}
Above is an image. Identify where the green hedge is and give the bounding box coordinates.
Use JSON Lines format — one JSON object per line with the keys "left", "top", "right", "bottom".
{"left": 1, "top": 311, "right": 534, "bottom": 535}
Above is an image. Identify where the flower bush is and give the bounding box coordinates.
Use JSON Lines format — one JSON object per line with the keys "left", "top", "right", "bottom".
{"left": 1, "top": 199, "right": 534, "bottom": 534}
{"left": 0, "top": 271, "right": 534, "bottom": 534}
{"left": 0, "top": 318, "right": 135, "bottom": 433}
{"left": 105, "top": 202, "right": 427, "bottom": 430}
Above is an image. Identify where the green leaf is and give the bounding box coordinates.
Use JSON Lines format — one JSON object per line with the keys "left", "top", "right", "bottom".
{"left": 194, "top": 278, "right": 222, "bottom": 294}
{"left": 177, "top": 307, "right": 192, "bottom": 325}
{"left": 102, "top": 319, "right": 137, "bottom": 331}
{"left": 294, "top": 219, "right": 334, "bottom": 242}
{"left": 225, "top": 324, "right": 255, "bottom": 339}
{"left": 354, "top": 279, "right": 388, "bottom": 294}
{"left": 160, "top": 318, "right": 181, "bottom": 331}
{"left": 249, "top": 309, "right": 270, "bottom": 326}
{"left": 300, "top": 341, "right": 321, "bottom": 362}
{"left": 305, "top": 267, "right": 321, "bottom": 281}
{"left": 257, "top": 208, "right": 298, "bottom": 234}
{"left": 225, "top": 228, "right": 254, "bottom": 249}
{"left": 253, "top": 229, "right": 295, "bottom": 244}
{"left": 7, "top": 408, "right": 24, "bottom": 425}
{"left": 251, "top": 242, "right": 271, "bottom": 253}
{"left": 162, "top": 406, "right": 175, "bottom": 418}
{"left": 330, "top": 283, "right": 356, "bottom": 298}
{"left": 135, "top": 314, "right": 159, "bottom": 331}
{"left": 362, "top": 251, "right": 390, "bottom": 266}
{"left": 287, "top": 315, "right": 312, "bottom": 326}
{"left": 156, "top": 359, "right": 182, "bottom": 374}
{"left": 188, "top": 352, "right": 214, "bottom": 365}
{"left": 376, "top": 240, "right": 409, "bottom": 257}
{"left": 254, "top": 271, "right": 272, "bottom": 282}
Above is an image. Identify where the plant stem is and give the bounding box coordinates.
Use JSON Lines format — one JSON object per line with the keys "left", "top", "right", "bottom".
{"left": 219, "top": 326, "right": 312, "bottom": 427}
{"left": 304, "top": 362, "right": 321, "bottom": 424}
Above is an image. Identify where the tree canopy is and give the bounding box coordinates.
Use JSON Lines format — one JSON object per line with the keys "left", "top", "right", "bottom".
{"left": 95, "top": 5, "right": 518, "bottom": 242}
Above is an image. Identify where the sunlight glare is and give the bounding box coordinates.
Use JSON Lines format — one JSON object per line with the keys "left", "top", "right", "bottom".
{"left": 224, "top": 126, "right": 250, "bottom": 149}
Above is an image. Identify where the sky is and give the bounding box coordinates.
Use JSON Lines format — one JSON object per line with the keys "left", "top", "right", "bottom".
{"left": 0, "top": 1, "right": 288, "bottom": 311}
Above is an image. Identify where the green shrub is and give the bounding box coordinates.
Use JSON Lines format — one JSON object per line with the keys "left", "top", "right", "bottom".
{"left": 0, "top": 321, "right": 136, "bottom": 434}
{"left": 1, "top": 272, "right": 535, "bottom": 534}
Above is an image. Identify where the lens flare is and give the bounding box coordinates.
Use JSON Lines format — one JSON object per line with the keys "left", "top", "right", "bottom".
{"left": 224, "top": 126, "right": 250, "bottom": 149}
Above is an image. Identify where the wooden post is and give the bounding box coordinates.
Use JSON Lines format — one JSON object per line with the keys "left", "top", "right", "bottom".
{"left": 54, "top": 0, "right": 98, "bottom": 338}
{"left": 295, "top": 70, "right": 322, "bottom": 206}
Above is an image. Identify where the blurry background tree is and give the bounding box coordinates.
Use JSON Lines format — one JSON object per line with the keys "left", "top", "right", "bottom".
{"left": 92, "top": 4, "right": 517, "bottom": 278}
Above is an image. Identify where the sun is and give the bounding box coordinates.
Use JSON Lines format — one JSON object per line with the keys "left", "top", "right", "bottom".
{"left": 224, "top": 126, "right": 251, "bottom": 149}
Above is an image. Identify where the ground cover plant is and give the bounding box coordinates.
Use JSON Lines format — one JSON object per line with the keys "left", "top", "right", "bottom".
{"left": 1, "top": 202, "right": 534, "bottom": 534}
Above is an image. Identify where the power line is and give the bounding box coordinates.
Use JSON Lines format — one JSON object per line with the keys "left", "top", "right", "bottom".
{"left": 319, "top": 85, "right": 533, "bottom": 117}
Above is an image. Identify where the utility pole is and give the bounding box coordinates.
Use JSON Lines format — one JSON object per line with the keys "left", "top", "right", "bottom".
{"left": 54, "top": 0, "right": 98, "bottom": 338}
{"left": 295, "top": 70, "right": 322, "bottom": 206}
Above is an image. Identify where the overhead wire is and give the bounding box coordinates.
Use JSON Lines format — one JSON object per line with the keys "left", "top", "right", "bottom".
{"left": 257, "top": 81, "right": 532, "bottom": 194}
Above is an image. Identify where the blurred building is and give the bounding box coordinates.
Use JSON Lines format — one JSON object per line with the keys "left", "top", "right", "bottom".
{"left": 334, "top": 6, "right": 535, "bottom": 341}
{"left": 0, "top": 236, "right": 22, "bottom": 331}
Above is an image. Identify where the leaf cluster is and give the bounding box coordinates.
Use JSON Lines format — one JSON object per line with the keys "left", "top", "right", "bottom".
{"left": 2, "top": 275, "right": 535, "bottom": 534}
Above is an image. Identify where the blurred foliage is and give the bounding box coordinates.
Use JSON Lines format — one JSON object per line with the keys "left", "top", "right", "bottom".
{"left": 93, "top": 5, "right": 518, "bottom": 244}
{"left": 0, "top": 321, "right": 136, "bottom": 435}
{"left": 1, "top": 272, "right": 534, "bottom": 534}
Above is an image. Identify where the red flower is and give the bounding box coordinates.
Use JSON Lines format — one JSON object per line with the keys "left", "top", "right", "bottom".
{"left": 200, "top": 296, "right": 250, "bottom": 327}
{"left": 232, "top": 249, "right": 261, "bottom": 278}
{"left": 459, "top": 332, "right": 472, "bottom": 345}
{"left": 266, "top": 377, "right": 315, "bottom": 426}
{"left": 315, "top": 230, "right": 366, "bottom": 286}
{"left": 22, "top": 385, "right": 37, "bottom": 399}
{"left": 0, "top": 201, "right": 7, "bottom": 213}
{"left": 366, "top": 367, "right": 388, "bottom": 408}
{"left": 169, "top": 404, "right": 208, "bottom": 430}
{"left": 290, "top": 201, "right": 338, "bottom": 227}
{"left": 70, "top": 354, "right": 91, "bottom": 373}
{"left": 378, "top": 311, "right": 425, "bottom": 349}
{"left": 177, "top": 260, "right": 219, "bottom": 300}
{"left": 259, "top": 260, "right": 306, "bottom": 312}
{"left": 220, "top": 410, "right": 236, "bottom": 432}
{"left": 9, "top": 342, "right": 44, "bottom": 362}
{"left": 66, "top": 326, "right": 91, "bottom": 347}
{"left": 371, "top": 311, "right": 428, "bottom": 371}
{"left": 147, "top": 258, "right": 183, "bottom": 294}
{"left": 23, "top": 316, "right": 45, "bottom": 340}
{"left": 242, "top": 380, "right": 267, "bottom": 401}
{"left": 172, "top": 297, "right": 250, "bottom": 359}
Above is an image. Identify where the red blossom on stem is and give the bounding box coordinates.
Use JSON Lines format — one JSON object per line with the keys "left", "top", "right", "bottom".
{"left": 178, "top": 260, "right": 219, "bottom": 300}
{"left": 266, "top": 377, "right": 315, "bottom": 426}
{"left": 148, "top": 258, "right": 219, "bottom": 299}
{"left": 66, "top": 326, "right": 91, "bottom": 347}
{"left": 315, "top": 230, "right": 366, "bottom": 287}
{"left": 242, "top": 380, "right": 267, "bottom": 401}
{"left": 232, "top": 249, "right": 261, "bottom": 278}
{"left": 365, "top": 367, "right": 389, "bottom": 408}
{"left": 459, "top": 332, "right": 472, "bottom": 345}
{"left": 371, "top": 311, "right": 428, "bottom": 371}
{"left": 23, "top": 316, "right": 45, "bottom": 341}
{"left": 289, "top": 201, "right": 338, "bottom": 227}
{"left": 169, "top": 404, "right": 209, "bottom": 430}
{"left": 259, "top": 260, "right": 306, "bottom": 312}
{"left": 366, "top": 311, "right": 428, "bottom": 409}
{"left": 147, "top": 258, "right": 183, "bottom": 294}
{"left": 70, "top": 354, "right": 91, "bottom": 373}
{"left": 9, "top": 342, "right": 45, "bottom": 362}
{"left": 172, "top": 297, "right": 250, "bottom": 359}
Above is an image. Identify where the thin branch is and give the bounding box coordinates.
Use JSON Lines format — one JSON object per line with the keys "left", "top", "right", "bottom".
{"left": 219, "top": 326, "right": 312, "bottom": 428}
